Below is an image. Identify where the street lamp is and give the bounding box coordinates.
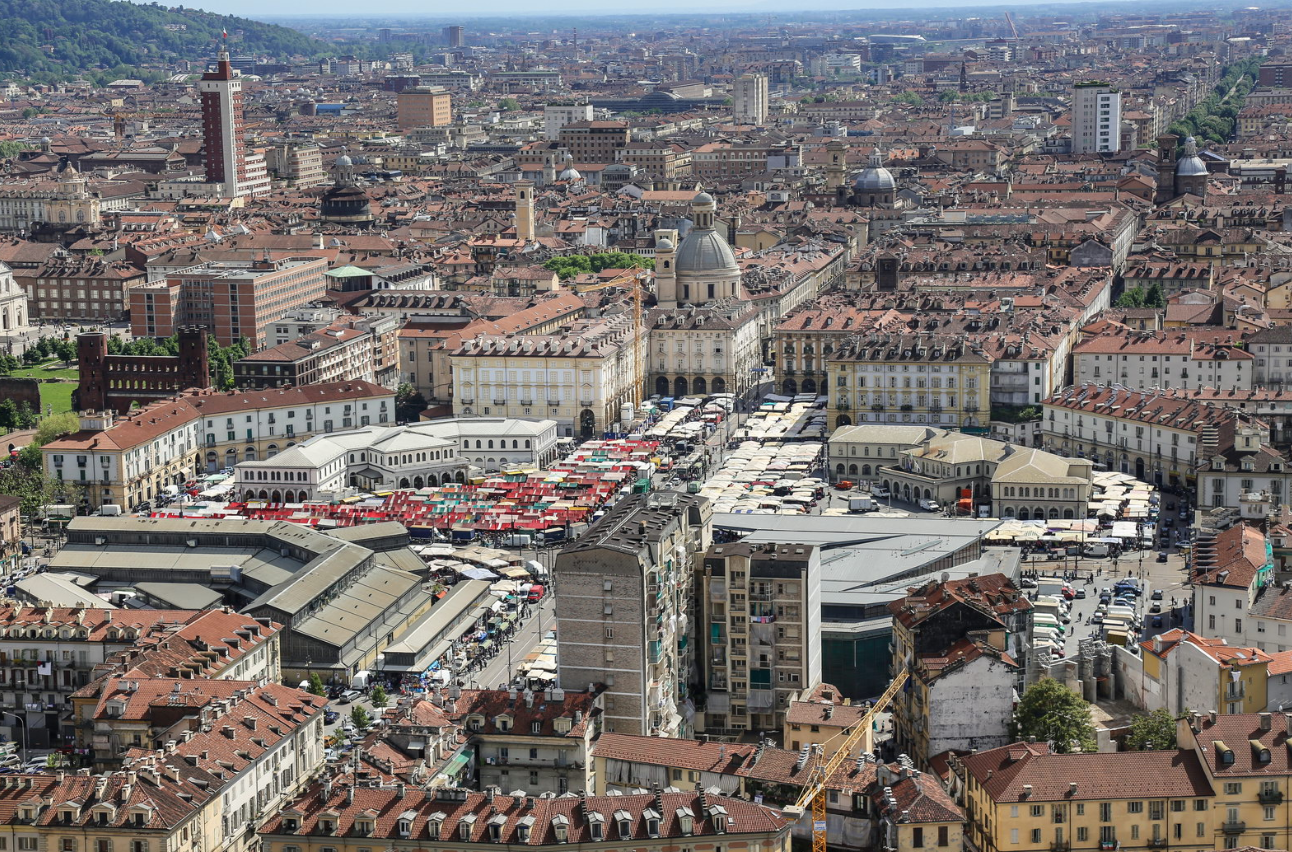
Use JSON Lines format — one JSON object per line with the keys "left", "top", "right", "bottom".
{"left": 2, "top": 712, "right": 26, "bottom": 765}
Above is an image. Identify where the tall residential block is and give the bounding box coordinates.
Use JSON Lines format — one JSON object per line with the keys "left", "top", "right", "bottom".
{"left": 698, "top": 541, "right": 821, "bottom": 735}
{"left": 1071, "top": 81, "right": 1122, "bottom": 154}
{"left": 198, "top": 45, "right": 247, "bottom": 195}
{"left": 732, "top": 73, "right": 769, "bottom": 125}
{"left": 543, "top": 103, "right": 594, "bottom": 140}
{"left": 555, "top": 492, "right": 712, "bottom": 738}
{"left": 397, "top": 86, "right": 452, "bottom": 131}
{"left": 443, "top": 25, "right": 464, "bottom": 47}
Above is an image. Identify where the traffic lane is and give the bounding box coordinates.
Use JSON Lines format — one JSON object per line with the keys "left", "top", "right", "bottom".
{"left": 468, "top": 593, "right": 554, "bottom": 691}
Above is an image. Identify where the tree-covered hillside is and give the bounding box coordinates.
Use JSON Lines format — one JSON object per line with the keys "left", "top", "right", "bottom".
{"left": 0, "top": 0, "right": 326, "bottom": 84}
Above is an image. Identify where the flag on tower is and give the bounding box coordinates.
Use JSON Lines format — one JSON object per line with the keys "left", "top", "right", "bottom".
{"left": 222, "top": 28, "right": 228, "bottom": 39}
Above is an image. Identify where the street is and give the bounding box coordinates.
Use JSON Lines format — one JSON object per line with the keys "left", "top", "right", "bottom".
{"left": 468, "top": 592, "right": 555, "bottom": 691}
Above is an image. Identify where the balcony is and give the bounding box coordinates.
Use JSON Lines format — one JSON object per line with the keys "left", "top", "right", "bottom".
{"left": 579, "top": 400, "right": 593, "bottom": 408}
{"left": 1147, "top": 840, "right": 1168, "bottom": 849}
{"left": 546, "top": 400, "right": 560, "bottom": 407}
{"left": 1221, "top": 821, "right": 1246, "bottom": 835}
{"left": 460, "top": 398, "right": 474, "bottom": 405}
{"left": 520, "top": 400, "right": 533, "bottom": 406}
{"left": 1050, "top": 843, "right": 1070, "bottom": 852}
{"left": 1260, "top": 790, "right": 1284, "bottom": 805}
{"left": 493, "top": 399, "right": 507, "bottom": 406}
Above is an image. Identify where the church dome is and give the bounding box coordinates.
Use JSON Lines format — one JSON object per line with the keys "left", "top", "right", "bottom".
{"left": 559, "top": 164, "right": 582, "bottom": 181}
{"left": 854, "top": 149, "right": 896, "bottom": 192}
{"left": 1175, "top": 136, "right": 1209, "bottom": 178}
{"left": 656, "top": 237, "right": 673, "bottom": 251}
{"left": 675, "top": 227, "right": 739, "bottom": 275}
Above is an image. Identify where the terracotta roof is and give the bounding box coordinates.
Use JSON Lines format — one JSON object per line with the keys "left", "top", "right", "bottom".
{"left": 262, "top": 787, "right": 788, "bottom": 843}
{"left": 959, "top": 742, "right": 1212, "bottom": 802}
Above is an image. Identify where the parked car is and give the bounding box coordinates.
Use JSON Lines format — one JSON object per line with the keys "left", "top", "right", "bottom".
{"left": 1020, "top": 577, "right": 1038, "bottom": 589}
{"left": 338, "top": 690, "right": 361, "bottom": 704}
{"left": 1152, "top": 615, "right": 1164, "bottom": 628}
{"left": 1074, "top": 588, "right": 1087, "bottom": 599}
{"left": 1156, "top": 551, "right": 1169, "bottom": 563}
{"left": 323, "top": 710, "right": 339, "bottom": 725}
{"left": 871, "top": 485, "right": 891, "bottom": 498}
{"left": 1150, "top": 602, "right": 1162, "bottom": 613}
{"left": 1150, "top": 589, "right": 1164, "bottom": 600}
{"left": 834, "top": 480, "right": 854, "bottom": 490}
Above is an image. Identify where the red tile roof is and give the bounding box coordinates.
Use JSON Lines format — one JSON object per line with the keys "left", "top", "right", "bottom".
{"left": 959, "top": 742, "right": 1212, "bottom": 802}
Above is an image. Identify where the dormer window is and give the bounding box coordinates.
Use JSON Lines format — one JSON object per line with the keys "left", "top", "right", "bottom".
{"left": 468, "top": 716, "right": 483, "bottom": 732}
{"left": 396, "top": 820, "right": 410, "bottom": 838}
{"left": 552, "top": 815, "right": 570, "bottom": 844}
{"left": 321, "top": 820, "right": 334, "bottom": 835}
{"left": 531, "top": 720, "right": 542, "bottom": 734}
{"left": 619, "top": 819, "right": 632, "bottom": 838}
{"left": 459, "top": 815, "right": 476, "bottom": 840}
{"left": 284, "top": 818, "right": 298, "bottom": 833}
{"left": 647, "top": 819, "right": 660, "bottom": 838}
{"left": 679, "top": 812, "right": 694, "bottom": 835}
{"left": 496, "top": 715, "right": 512, "bottom": 732}
{"left": 591, "top": 823, "right": 604, "bottom": 841}
{"left": 428, "top": 817, "right": 444, "bottom": 838}
{"left": 518, "top": 825, "right": 531, "bottom": 843}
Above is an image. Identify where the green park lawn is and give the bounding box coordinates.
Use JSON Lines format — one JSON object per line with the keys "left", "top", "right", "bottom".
{"left": 8, "top": 362, "right": 77, "bottom": 380}
{"left": 37, "top": 381, "right": 76, "bottom": 415}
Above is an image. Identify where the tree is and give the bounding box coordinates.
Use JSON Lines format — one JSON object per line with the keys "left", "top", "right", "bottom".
{"left": 498, "top": 97, "right": 519, "bottom": 111}
{"left": 54, "top": 338, "right": 76, "bottom": 366}
{"left": 0, "top": 398, "right": 18, "bottom": 432}
{"left": 395, "top": 383, "right": 428, "bottom": 422}
{"left": 1116, "top": 287, "right": 1147, "bottom": 309}
{"left": 44, "top": 752, "right": 65, "bottom": 769}
{"left": 1126, "top": 708, "right": 1177, "bottom": 751}
{"left": 349, "top": 706, "right": 371, "bottom": 729}
{"left": 1145, "top": 282, "right": 1166, "bottom": 309}
{"left": 31, "top": 411, "right": 80, "bottom": 447}
{"left": 1012, "top": 678, "right": 1096, "bottom": 753}
{"left": 307, "top": 672, "right": 326, "bottom": 697}
{"left": 370, "top": 683, "right": 388, "bottom": 709}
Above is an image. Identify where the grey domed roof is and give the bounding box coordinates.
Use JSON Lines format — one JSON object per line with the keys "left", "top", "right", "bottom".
{"left": 675, "top": 228, "right": 739, "bottom": 276}
{"left": 656, "top": 237, "right": 674, "bottom": 251}
{"left": 855, "top": 149, "right": 895, "bottom": 191}
{"left": 336, "top": 153, "right": 353, "bottom": 167}
{"left": 1175, "top": 136, "right": 1208, "bottom": 178}
{"left": 693, "top": 191, "right": 714, "bottom": 205}
{"left": 559, "top": 165, "right": 582, "bottom": 181}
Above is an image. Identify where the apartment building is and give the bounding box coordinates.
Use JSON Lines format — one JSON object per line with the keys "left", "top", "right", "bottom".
{"left": 1134, "top": 630, "right": 1271, "bottom": 715}
{"left": 264, "top": 143, "right": 327, "bottom": 188}
{"left": 398, "top": 292, "right": 584, "bottom": 405}
{"left": 43, "top": 381, "right": 394, "bottom": 509}
{"left": 1179, "top": 711, "right": 1292, "bottom": 852}
{"left": 81, "top": 679, "right": 325, "bottom": 851}
{"left": 1041, "top": 384, "right": 1222, "bottom": 487}
{"left": 450, "top": 313, "right": 644, "bottom": 440}
{"left": 260, "top": 787, "right": 791, "bottom": 852}
{"left": 1073, "top": 330, "right": 1253, "bottom": 392}
{"left": 828, "top": 334, "right": 993, "bottom": 433}
{"left": 691, "top": 140, "right": 802, "bottom": 179}
{"left": 543, "top": 103, "right": 594, "bottom": 140}
{"left": 1191, "top": 523, "right": 1273, "bottom": 649}
{"left": 557, "top": 120, "right": 630, "bottom": 164}
{"left": 555, "top": 492, "right": 712, "bottom": 739}
{"left": 0, "top": 606, "right": 278, "bottom": 748}
{"left": 732, "top": 73, "right": 769, "bottom": 125}
{"left": 129, "top": 256, "right": 329, "bottom": 348}
{"left": 697, "top": 542, "right": 822, "bottom": 736}
{"left": 437, "top": 686, "right": 603, "bottom": 794}
{"left": 21, "top": 255, "right": 146, "bottom": 321}
{"left": 233, "top": 315, "right": 402, "bottom": 390}
{"left": 958, "top": 743, "right": 1214, "bottom": 852}
{"left": 1072, "top": 81, "right": 1123, "bottom": 154}
{"left": 890, "top": 574, "right": 1029, "bottom": 767}
{"left": 397, "top": 86, "right": 452, "bottom": 131}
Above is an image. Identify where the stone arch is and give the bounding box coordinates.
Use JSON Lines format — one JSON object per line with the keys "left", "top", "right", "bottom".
{"left": 783, "top": 378, "right": 798, "bottom": 396}
{"left": 1063, "top": 508, "right": 1075, "bottom": 519}
{"left": 835, "top": 414, "right": 852, "bottom": 428}
{"left": 693, "top": 377, "right": 707, "bottom": 396}
{"left": 655, "top": 376, "right": 670, "bottom": 397}
{"left": 848, "top": 464, "right": 858, "bottom": 475}
{"left": 399, "top": 477, "right": 410, "bottom": 488}
{"left": 713, "top": 377, "right": 727, "bottom": 394}
{"left": 580, "top": 408, "right": 596, "bottom": 439}
{"left": 861, "top": 464, "right": 872, "bottom": 476}
{"left": 801, "top": 377, "right": 817, "bottom": 394}
{"left": 836, "top": 463, "right": 845, "bottom": 475}
{"left": 413, "top": 476, "right": 424, "bottom": 488}
{"left": 244, "top": 447, "right": 256, "bottom": 462}
{"left": 270, "top": 490, "right": 281, "bottom": 503}
{"left": 1018, "top": 507, "right": 1030, "bottom": 520}
{"left": 267, "top": 444, "right": 279, "bottom": 458}
{"left": 674, "top": 377, "right": 689, "bottom": 397}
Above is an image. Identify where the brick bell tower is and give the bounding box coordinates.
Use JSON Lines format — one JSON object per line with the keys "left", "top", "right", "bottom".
{"left": 76, "top": 332, "right": 109, "bottom": 412}
{"left": 178, "top": 327, "right": 212, "bottom": 391}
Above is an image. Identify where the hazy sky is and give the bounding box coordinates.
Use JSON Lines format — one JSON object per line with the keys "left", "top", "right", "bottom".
{"left": 201, "top": 0, "right": 1130, "bottom": 20}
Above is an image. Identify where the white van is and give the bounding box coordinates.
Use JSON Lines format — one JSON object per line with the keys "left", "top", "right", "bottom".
{"left": 1033, "top": 615, "right": 1066, "bottom": 635}
{"left": 1033, "top": 627, "right": 1062, "bottom": 645}
{"left": 1084, "top": 542, "right": 1111, "bottom": 558}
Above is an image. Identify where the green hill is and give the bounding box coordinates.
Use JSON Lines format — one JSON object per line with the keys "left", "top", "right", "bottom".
{"left": 0, "top": 0, "right": 326, "bottom": 84}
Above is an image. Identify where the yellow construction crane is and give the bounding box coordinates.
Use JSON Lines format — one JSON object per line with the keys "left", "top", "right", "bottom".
{"left": 784, "top": 671, "right": 910, "bottom": 852}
